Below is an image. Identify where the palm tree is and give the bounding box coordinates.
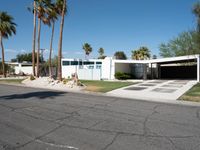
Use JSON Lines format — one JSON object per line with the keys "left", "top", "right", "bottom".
{"left": 32, "top": 0, "right": 37, "bottom": 76}
{"left": 35, "top": 0, "right": 51, "bottom": 77}
{"left": 0, "top": 12, "right": 16, "bottom": 78}
{"left": 132, "top": 47, "right": 150, "bottom": 60}
{"left": 193, "top": 2, "right": 200, "bottom": 52}
{"left": 45, "top": 3, "right": 58, "bottom": 78}
{"left": 82, "top": 43, "right": 92, "bottom": 59}
{"left": 98, "top": 47, "right": 106, "bottom": 59}
{"left": 132, "top": 50, "right": 141, "bottom": 60}
{"left": 57, "top": 0, "right": 67, "bottom": 81}
{"left": 139, "top": 47, "right": 151, "bottom": 60}
{"left": 193, "top": 2, "right": 200, "bottom": 33}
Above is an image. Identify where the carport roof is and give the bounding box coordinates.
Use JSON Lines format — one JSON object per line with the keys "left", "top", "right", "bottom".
{"left": 149, "top": 54, "right": 199, "bottom": 64}
{"left": 114, "top": 54, "right": 200, "bottom": 64}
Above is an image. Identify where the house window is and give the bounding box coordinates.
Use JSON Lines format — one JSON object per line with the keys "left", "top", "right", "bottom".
{"left": 62, "top": 61, "right": 70, "bottom": 66}
{"left": 88, "top": 65, "right": 94, "bottom": 69}
{"left": 71, "top": 61, "right": 78, "bottom": 65}
{"left": 83, "top": 61, "right": 94, "bottom": 65}
{"left": 96, "top": 62, "right": 102, "bottom": 64}
{"left": 96, "top": 65, "right": 101, "bottom": 69}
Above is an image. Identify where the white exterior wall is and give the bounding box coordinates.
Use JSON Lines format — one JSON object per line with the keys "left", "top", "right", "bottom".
{"left": 111, "top": 60, "right": 115, "bottom": 80}
{"left": 78, "top": 69, "right": 101, "bottom": 80}
{"left": 101, "top": 57, "right": 112, "bottom": 80}
{"left": 61, "top": 59, "right": 103, "bottom": 80}
{"left": 14, "top": 63, "right": 33, "bottom": 75}
{"left": 62, "top": 66, "right": 77, "bottom": 78}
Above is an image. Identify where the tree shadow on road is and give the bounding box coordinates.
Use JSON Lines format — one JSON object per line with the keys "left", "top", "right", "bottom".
{"left": 0, "top": 91, "right": 66, "bottom": 100}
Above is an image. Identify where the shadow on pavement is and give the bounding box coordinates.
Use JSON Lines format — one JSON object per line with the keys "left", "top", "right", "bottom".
{"left": 0, "top": 91, "right": 66, "bottom": 100}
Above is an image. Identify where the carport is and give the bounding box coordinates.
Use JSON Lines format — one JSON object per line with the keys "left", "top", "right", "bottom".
{"left": 149, "top": 55, "right": 200, "bottom": 82}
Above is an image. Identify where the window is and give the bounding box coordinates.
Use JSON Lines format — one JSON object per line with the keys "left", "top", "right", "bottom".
{"left": 71, "top": 61, "right": 78, "bottom": 65}
{"left": 83, "top": 61, "right": 94, "bottom": 65}
{"left": 96, "top": 65, "right": 101, "bottom": 69}
{"left": 88, "top": 65, "right": 94, "bottom": 69}
{"left": 63, "top": 61, "right": 70, "bottom": 66}
{"left": 96, "top": 62, "right": 102, "bottom": 64}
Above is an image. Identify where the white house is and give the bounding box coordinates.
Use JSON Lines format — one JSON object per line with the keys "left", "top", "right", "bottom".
{"left": 62, "top": 54, "right": 200, "bottom": 82}
{"left": 8, "top": 62, "right": 33, "bottom": 75}
{"left": 8, "top": 55, "right": 200, "bottom": 81}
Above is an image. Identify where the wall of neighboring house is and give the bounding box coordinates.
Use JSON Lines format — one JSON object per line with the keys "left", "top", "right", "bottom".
{"left": 15, "top": 66, "right": 32, "bottom": 75}
{"left": 11, "top": 63, "right": 33, "bottom": 75}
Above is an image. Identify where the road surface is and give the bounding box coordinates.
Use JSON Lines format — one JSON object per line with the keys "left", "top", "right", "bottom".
{"left": 0, "top": 84, "right": 200, "bottom": 150}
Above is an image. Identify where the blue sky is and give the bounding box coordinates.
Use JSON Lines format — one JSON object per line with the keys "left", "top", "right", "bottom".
{"left": 0, "top": 0, "right": 198, "bottom": 61}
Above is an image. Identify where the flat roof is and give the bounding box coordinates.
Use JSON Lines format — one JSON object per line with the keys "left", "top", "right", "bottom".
{"left": 61, "top": 55, "right": 200, "bottom": 64}
{"left": 114, "top": 54, "right": 199, "bottom": 64}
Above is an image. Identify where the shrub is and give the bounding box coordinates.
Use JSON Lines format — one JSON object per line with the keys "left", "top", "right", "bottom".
{"left": 62, "top": 78, "right": 68, "bottom": 84}
{"left": 30, "top": 75, "right": 35, "bottom": 80}
{"left": 114, "top": 72, "right": 132, "bottom": 80}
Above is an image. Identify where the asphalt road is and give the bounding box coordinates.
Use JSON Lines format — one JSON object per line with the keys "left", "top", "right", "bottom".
{"left": 0, "top": 84, "right": 200, "bottom": 150}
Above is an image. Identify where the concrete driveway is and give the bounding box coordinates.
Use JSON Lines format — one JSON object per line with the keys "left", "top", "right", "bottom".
{"left": 0, "top": 84, "right": 200, "bottom": 150}
{"left": 107, "top": 80, "right": 197, "bottom": 102}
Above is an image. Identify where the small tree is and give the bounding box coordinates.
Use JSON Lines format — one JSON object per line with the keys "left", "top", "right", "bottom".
{"left": 83, "top": 43, "right": 92, "bottom": 59}
{"left": 114, "top": 51, "right": 127, "bottom": 60}
{"left": 15, "top": 52, "right": 42, "bottom": 63}
{"left": 159, "top": 31, "right": 200, "bottom": 57}
{"left": 152, "top": 55, "right": 157, "bottom": 59}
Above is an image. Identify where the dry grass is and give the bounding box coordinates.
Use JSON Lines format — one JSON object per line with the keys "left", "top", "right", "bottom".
{"left": 179, "top": 83, "right": 200, "bottom": 102}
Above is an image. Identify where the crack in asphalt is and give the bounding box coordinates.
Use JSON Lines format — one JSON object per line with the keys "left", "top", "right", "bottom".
{"left": 143, "top": 104, "right": 161, "bottom": 135}
{"left": 15, "top": 124, "right": 64, "bottom": 149}
{"left": 196, "top": 109, "right": 200, "bottom": 121}
{"left": 101, "top": 133, "right": 119, "bottom": 150}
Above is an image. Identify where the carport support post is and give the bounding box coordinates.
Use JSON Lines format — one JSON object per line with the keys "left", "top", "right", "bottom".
{"left": 197, "top": 55, "right": 200, "bottom": 82}
{"left": 143, "top": 64, "right": 147, "bottom": 80}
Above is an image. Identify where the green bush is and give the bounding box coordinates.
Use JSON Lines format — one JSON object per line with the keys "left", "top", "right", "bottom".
{"left": 62, "top": 78, "right": 69, "bottom": 84}
{"left": 114, "top": 72, "right": 132, "bottom": 80}
{"left": 30, "top": 75, "right": 35, "bottom": 80}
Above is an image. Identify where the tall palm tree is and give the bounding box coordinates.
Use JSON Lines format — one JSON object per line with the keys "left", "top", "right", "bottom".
{"left": 47, "top": 3, "right": 58, "bottom": 78}
{"left": 83, "top": 43, "right": 92, "bottom": 59}
{"left": 57, "top": 0, "right": 67, "bottom": 81}
{"left": 193, "top": 2, "right": 200, "bottom": 52}
{"left": 32, "top": 0, "right": 37, "bottom": 76}
{"left": 0, "top": 12, "right": 16, "bottom": 78}
{"left": 193, "top": 2, "right": 200, "bottom": 33}
{"left": 35, "top": 0, "right": 51, "bottom": 77}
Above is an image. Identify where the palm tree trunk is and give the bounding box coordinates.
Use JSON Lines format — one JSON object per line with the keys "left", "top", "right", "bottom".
{"left": 49, "top": 21, "right": 55, "bottom": 78}
{"left": 32, "top": 1, "right": 37, "bottom": 76}
{"left": 57, "top": 0, "right": 66, "bottom": 81}
{"left": 37, "top": 18, "right": 41, "bottom": 78}
{"left": 0, "top": 34, "right": 5, "bottom": 78}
